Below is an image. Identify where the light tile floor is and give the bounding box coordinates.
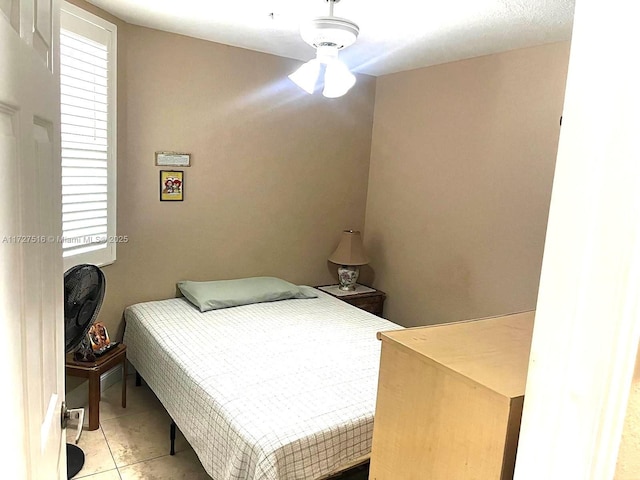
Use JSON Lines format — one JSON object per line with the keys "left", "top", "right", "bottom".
{"left": 67, "top": 374, "right": 210, "bottom": 479}
{"left": 68, "top": 374, "right": 369, "bottom": 480}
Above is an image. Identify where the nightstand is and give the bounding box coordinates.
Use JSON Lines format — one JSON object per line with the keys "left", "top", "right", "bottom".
{"left": 65, "top": 343, "right": 127, "bottom": 430}
{"left": 316, "top": 284, "right": 386, "bottom": 317}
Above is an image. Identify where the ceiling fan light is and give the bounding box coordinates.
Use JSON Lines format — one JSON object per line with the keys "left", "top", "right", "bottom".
{"left": 316, "top": 44, "right": 339, "bottom": 64}
{"left": 288, "top": 59, "right": 321, "bottom": 94}
{"left": 322, "top": 59, "right": 356, "bottom": 98}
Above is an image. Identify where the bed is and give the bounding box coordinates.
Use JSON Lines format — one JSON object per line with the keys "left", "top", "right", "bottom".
{"left": 123, "top": 282, "right": 402, "bottom": 480}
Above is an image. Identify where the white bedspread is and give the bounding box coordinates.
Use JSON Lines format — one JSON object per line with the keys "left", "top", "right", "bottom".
{"left": 123, "top": 290, "right": 402, "bottom": 480}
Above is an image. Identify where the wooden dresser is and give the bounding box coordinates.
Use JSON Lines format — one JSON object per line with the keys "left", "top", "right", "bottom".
{"left": 369, "top": 311, "right": 535, "bottom": 480}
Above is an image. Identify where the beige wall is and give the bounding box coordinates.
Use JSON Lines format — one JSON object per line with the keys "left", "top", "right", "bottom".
{"left": 64, "top": 2, "right": 569, "bottom": 333}
{"left": 363, "top": 42, "right": 570, "bottom": 327}
{"left": 95, "top": 23, "right": 376, "bottom": 337}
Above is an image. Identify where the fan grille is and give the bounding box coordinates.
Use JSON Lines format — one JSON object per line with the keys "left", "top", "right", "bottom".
{"left": 64, "top": 264, "right": 106, "bottom": 354}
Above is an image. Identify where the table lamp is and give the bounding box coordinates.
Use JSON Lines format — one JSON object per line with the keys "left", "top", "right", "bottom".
{"left": 328, "top": 230, "right": 369, "bottom": 291}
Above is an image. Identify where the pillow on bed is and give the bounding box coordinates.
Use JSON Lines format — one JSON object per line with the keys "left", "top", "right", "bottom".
{"left": 177, "top": 276, "right": 318, "bottom": 312}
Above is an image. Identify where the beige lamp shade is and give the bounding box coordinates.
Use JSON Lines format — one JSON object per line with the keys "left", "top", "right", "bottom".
{"left": 328, "top": 230, "right": 369, "bottom": 266}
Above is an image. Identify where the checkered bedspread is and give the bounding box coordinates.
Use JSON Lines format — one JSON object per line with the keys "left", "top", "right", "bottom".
{"left": 123, "top": 290, "right": 402, "bottom": 480}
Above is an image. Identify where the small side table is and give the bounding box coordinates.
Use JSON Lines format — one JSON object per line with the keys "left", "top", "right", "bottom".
{"left": 316, "top": 284, "right": 386, "bottom": 317}
{"left": 65, "top": 343, "right": 127, "bottom": 431}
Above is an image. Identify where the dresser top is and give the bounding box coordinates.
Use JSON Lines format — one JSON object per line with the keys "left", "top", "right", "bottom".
{"left": 378, "top": 311, "right": 535, "bottom": 398}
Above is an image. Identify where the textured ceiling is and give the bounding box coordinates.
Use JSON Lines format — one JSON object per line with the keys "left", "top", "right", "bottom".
{"left": 86, "top": 0, "right": 575, "bottom": 77}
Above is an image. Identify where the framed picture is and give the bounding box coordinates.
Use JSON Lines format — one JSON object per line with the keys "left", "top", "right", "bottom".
{"left": 88, "top": 322, "right": 111, "bottom": 354}
{"left": 160, "top": 170, "right": 184, "bottom": 201}
{"left": 155, "top": 151, "right": 191, "bottom": 167}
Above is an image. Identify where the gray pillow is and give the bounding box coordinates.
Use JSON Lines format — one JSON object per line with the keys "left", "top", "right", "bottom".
{"left": 177, "top": 276, "right": 317, "bottom": 312}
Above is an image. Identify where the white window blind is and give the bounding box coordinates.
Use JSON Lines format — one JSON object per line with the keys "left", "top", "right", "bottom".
{"left": 60, "top": 3, "right": 116, "bottom": 269}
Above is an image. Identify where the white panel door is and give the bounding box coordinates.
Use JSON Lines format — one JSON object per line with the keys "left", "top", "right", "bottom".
{"left": 514, "top": 0, "right": 640, "bottom": 478}
{"left": 0, "top": 0, "right": 65, "bottom": 478}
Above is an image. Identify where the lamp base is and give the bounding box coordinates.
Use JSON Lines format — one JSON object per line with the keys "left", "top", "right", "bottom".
{"left": 337, "top": 265, "right": 359, "bottom": 291}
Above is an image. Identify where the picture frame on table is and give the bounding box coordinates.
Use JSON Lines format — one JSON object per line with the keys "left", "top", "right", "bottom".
{"left": 88, "top": 322, "right": 111, "bottom": 355}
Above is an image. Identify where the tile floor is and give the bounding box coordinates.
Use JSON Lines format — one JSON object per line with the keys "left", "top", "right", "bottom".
{"left": 67, "top": 374, "right": 209, "bottom": 479}
{"left": 68, "top": 374, "right": 369, "bottom": 480}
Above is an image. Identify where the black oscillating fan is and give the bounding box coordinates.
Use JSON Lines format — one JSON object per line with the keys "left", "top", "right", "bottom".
{"left": 64, "top": 264, "right": 106, "bottom": 479}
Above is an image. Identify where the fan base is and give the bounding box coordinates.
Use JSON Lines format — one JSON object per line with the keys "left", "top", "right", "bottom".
{"left": 67, "top": 443, "right": 85, "bottom": 479}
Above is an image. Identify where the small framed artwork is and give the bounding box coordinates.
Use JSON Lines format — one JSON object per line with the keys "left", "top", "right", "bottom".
{"left": 155, "top": 151, "right": 191, "bottom": 167}
{"left": 88, "top": 322, "right": 112, "bottom": 355}
{"left": 160, "top": 170, "right": 184, "bottom": 201}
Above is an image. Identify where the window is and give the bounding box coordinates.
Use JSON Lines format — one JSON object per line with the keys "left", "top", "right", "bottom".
{"left": 60, "top": 2, "right": 117, "bottom": 270}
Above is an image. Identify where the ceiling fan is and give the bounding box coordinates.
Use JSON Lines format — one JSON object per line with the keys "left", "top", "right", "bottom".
{"left": 288, "top": 0, "right": 359, "bottom": 98}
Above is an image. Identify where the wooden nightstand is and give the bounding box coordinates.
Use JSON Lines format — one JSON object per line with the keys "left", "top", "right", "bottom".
{"left": 65, "top": 343, "right": 127, "bottom": 431}
{"left": 316, "top": 284, "right": 386, "bottom": 317}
